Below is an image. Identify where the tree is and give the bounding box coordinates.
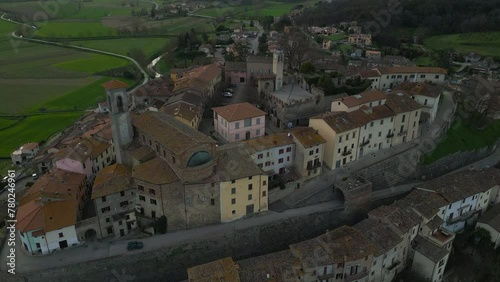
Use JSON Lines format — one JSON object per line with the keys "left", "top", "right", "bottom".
{"left": 318, "top": 74, "right": 335, "bottom": 95}
{"left": 279, "top": 28, "right": 310, "bottom": 69}
{"left": 150, "top": 6, "right": 156, "bottom": 19}
{"left": 299, "top": 61, "right": 316, "bottom": 74}
{"left": 201, "top": 33, "right": 209, "bottom": 43}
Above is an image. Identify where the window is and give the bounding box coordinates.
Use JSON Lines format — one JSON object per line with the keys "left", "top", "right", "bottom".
{"left": 126, "top": 214, "right": 130, "bottom": 220}
{"left": 101, "top": 196, "right": 106, "bottom": 202}
{"left": 315, "top": 148, "right": 319, "bottom": 153}
{"left": 309, "top": 150, "right": 314, "bottom": 156}
{"left": 235, "top": 122, "right": 239, "bottom": 129}
{"left": 380, "top": 120, "right": 384, "bottom": 125}
{"left": 120, "top": 201, "right": 128, "bottom": 207}
{"left": 402, "top": 114, "right": 406, "bottom": 122}
{"left": 353, "top": 132, "right": 356, "bottom": 138}
{"left": 138, "top": 185, "right": 144, "bottom": 191}
{"left": 101, "top": 206, "right": 110, "bottom": 213}
{"left": 371, "top": 122, "right": 374, "bottom": 127}
{"left": 36, "top": 243, "right": 40, "bottom": 249}
{"left": 120, "top": 191, "right": 125, "bottom": 197}
{"left": 391, "top": 117, "right": 394, "bottom": 122}
{"left": 59, "top": 232, "right": 64, "bottom": 238}
{"left": 368, "top": 133, "right": 372, "bottom": 139}
{"left": 410, "top": 74, "right": 415, "bottom": 78}
{"left": 248, "top": 184, "right": 253, "bottom": 190}
{"left": 279, "top": 149, "right": 284, "bottom": 154}
{"left": 420, "top": 74, "right": 426, "bottom": 78}
{"left": 378, "top": 132, "right": 381, "bottom": 137}
{"left": 119, "top": 220, "right": 123, "bottom": 226}
{"left": 424, "top": 99, "right": 428, "bottom": 106}
{"left": 287, "top": 156, "right": 290, "bottom": 161}
{"left": 231, "top": 198, "right": 236, "bottom": 205}
{"left": 286, "top": 147, "right": 292, "bottom": 152}
{"left": 338, "top": 148, "right": 341, "bottom": 154}
{"left": 258, "top": 154, "right": 263, "bottom": 159}
{"left": 248, "top": 194, "right": 253, "bottom": 200}
{"left": 415, "top": 111, "right": 418, "bottom": 117}
{"left": 240, "top": 77, "right": 245, "bottom": 83}
{"left": 244, "top": 118, "right": 252, "bottom": 127}
{"left": 256, "top": 118, "right": 261, "bottom": 125}
{"left": 231, "top": 180, "right": 236, "bottom": 184}
{"left": 150, "top": 199, "right": 157, "bottom": 205}
{"left": 172, "top": 156, "right": 176, "bottom": 164}
{"left": 278, "top": 158, "right": 284, "bottom": 163}
{"left": 107, "top": 227, "right": 113, "bottom": 235}
{"left": 105, "top": 218, "right": 110, "bottom": 223}
{"left": 248, "top": 176, "right": 252, "bottom": 180}
{"left": 235, "top": 133, "right": 240, "bottom": 140}
{"left": 231, "top": 188, "right": 236, "bottom": 194}
{"left": 339, "top": 136, "right": 342, "bottom": 143}
{"left": 232, "top": 210, "right": 236, "bottom": 214}
{"left": 139, "top": 195, "right": 145, "bottom": 202}
{"left": 336, "top": 274, "right": 343, "bottom": 279}
{"left": 346, "top": 134, "right": 349, "bottom": 141}
{"left": 149, "top": 189, "right": 156, "bottom": 195}
{"left": 211, "top": 199, "right": 215, "bottom": 206}
{"left": 262, "top": 191, "right": 267, "bottom": 197}
{"left": 397, "top": 75, "right": 402, "bottom": 78}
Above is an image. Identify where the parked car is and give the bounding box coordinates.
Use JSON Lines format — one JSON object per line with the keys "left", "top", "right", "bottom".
{"left": 32, "top": 173, "right": 38, "bottom": 180}
{"left": 222, "top": 92, "right": 233, "bottom": 97}
{"left": 225, "top": 88, "right": 234, "bottom": 93}
{"left": 127, "top": 241, "right": 144, "bottom": 251}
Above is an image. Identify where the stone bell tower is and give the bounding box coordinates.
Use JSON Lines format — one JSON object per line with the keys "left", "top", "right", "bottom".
{"left": 273, "top": 49, "right": 284, "bottom": 91}
{"left": 102, "top": 80, "right": 133, "bottom": 165}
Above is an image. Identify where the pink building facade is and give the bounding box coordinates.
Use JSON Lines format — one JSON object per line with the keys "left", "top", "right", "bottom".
{"left": 215, "top": 115, "right": 265, "bottom": 143}
{"left": 55, "top": 157, "right": 93, "bottom": 179}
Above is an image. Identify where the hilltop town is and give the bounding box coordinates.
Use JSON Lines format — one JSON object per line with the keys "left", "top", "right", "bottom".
{"left": 0, "top": 0, "right": 499, "bottom": 281}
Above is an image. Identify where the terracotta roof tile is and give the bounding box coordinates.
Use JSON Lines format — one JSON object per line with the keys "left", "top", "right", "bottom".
{"left": 216, "top": 143, "right": 263, "bottom": 181}
{"left": 187, "top": 257, "right": 241, "bottom": 282}
{"left": 290, "top": 226, "right": 377, "bottom": 268}
{"left": 312, "top": 112, "right": 364, "bottom": 133}
{"left": 132, "top": 111, "right": 214, "bottom": 155}
{"left": 384, "top": 92, "right": 423, "bottom": 113}
{"left": 22, "top": 142, "right": 39, "bottom": 150}
{"left": 378, "top": 66, "right": 447, "bottom": 75}
{"left": 394, "top": 81, "right": 443, "bottom": 98}
{"left": 213, "top": 102, "right": 266, "bottom": 122}
{"left": 288, "top": 127, "right": 327, "bottom": 148}
{"left": 354, "top": 218, "right": 403, "bottom": 256}
{"left": 92, "top": 164, "right": 133, "bottom": 199}
{"left": 161, "top": 101, "right": 200, "bottom": 122}
{"left": 238, "top": 250, "right": 301, "bottom": 282}
{"left": 133, "top": 157, "right": 179, "bottom": 185}
{"left": 22, "top": 168, "right": 86, "bottom": 203}
{"left": 16, "top": 198, "right": 78, "bottom": 233}
{"left": 244, "top": 133, "right": 294, "bottom": 154}
{"left": 336, "top": 90, "right": 387, "bottom": 108}
{"left": 101, "top": 79, "right": 129, "bottom": 90}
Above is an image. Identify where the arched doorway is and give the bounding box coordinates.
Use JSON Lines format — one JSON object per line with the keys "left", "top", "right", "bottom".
{"left": 332, "top": 186, "right": 346, "bottom": 207}
{"left": 84, "top": 229, "right": 97, "bottom": 241}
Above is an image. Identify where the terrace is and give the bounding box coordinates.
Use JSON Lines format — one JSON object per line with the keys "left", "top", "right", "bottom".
{"left": 428, "top": 228, "right": 455, "bottom": 248}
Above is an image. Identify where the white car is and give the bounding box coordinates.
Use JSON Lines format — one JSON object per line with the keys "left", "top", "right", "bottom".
{"left": 225, "top": 88, "right": 234, "bottom": 93}
{"left": 222, "top": 92, "right": 233, "bottom": 97}
{"left": 32, "top": 173, "right": 38, "bottom": 179}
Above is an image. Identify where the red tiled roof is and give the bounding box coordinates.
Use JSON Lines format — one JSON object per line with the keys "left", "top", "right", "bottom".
{"left": 338, "top": 90, "right": 386, "bottom": 108}
{"left": 101, "top": 80, "right": 129, "bottom": 90}
{"left": 378, "top": 66, "right": 447, "bottom": 75}
{"left": 213, "top": 102, "right": 266, "bottom": 122}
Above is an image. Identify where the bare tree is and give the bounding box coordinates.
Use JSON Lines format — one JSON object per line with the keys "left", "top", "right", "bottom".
{"left": 279, "top": 28, "right": 310, "bottom": 70}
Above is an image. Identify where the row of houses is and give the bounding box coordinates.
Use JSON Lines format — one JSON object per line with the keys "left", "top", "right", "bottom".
{"left": 185, "top": 168, "right": 500, "bottom": 282}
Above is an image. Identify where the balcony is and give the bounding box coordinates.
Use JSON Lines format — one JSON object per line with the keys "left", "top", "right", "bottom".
{"left": 307, "top": 162, "right": 321, "bottom": 170}
{"left": 317, "top": 273, "right": 334, "bottom": 280}
{"left": 398, "top": 130, "right": 407, "bottom": 136}
{"left": 429, "top": 228, "right": 455, "bottom": 248}
{"left": 344, "top": 270, "right": 368, "bottom": 282}
{"left": 446, "top": 208, "right": 480, "bottom": 224}
{"left": 341, "top": 150, "right": 352, "bottom": 156}
{"left": 360, "top": 139, "right": 370, "bottom": 147}
{"left": 386, "top": 132, "right": 394, "bottom": 138}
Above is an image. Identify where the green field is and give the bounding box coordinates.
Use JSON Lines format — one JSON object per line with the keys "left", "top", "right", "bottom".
{"left": 423, "top": 120, "right": 500, "bottom": 164}
{"left": 0, "top": 77, "right": 99, "bottom": 114}
{"left": 415, "top": 56, "right": 437, "bottom": 67}
{"left": 325, "top": 33, "right": 346, "bottom": 41}
{"left": 0, "top": 117, "right": 20, "bottom": 130}
{"left": 53, "top": 54, "right": 129, "bottom": 73}
{"left": 34, "top": 77, "right": 133, "bottom": 111}
{"left": 71, "top": 37, "right": 170, "bottom": 57}
{"left": 35, "top": 22, "right": 117, "bottom": 38}
{"left": 424, "top": 32, "right": 500, "bottom": 59}
{"left": 195, "top": 0, "right": 316, "bottom": 18}
{"left": 0, "top": 112, "right": 85, "bottom": 157}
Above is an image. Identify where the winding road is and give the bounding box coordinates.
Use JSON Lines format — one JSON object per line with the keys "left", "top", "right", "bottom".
{"left": 0, "top": 13, "right": 150, "bottom": 93}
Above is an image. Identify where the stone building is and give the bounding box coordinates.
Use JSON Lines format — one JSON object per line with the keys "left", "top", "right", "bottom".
{"left": 92, "top": 163, "right": 137, "bottom": 238}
